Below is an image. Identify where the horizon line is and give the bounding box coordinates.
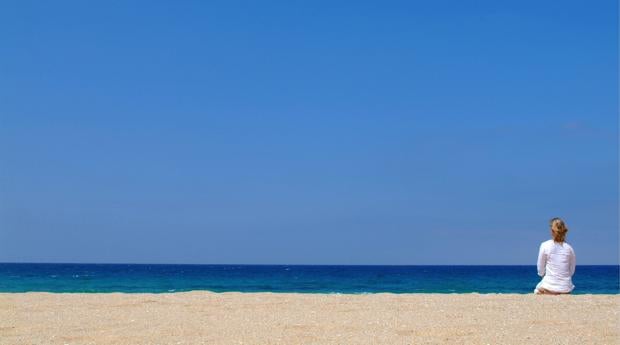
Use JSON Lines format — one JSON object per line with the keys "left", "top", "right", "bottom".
{"left": 1, "top": 262, "right": 618, "bottom": 267}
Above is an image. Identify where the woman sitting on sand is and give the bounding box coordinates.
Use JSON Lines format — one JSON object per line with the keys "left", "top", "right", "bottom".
{"left": 534, "top": 217, "right": 576, "bottom": 294}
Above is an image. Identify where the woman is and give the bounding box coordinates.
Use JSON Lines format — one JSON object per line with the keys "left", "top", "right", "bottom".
{"left": 534, "top": 218, "right": 576, "bottom": 294}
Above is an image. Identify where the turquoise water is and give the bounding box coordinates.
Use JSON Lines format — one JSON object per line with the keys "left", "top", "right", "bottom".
{"left": 0, "top": 264, "right": 617, "bottom": 294}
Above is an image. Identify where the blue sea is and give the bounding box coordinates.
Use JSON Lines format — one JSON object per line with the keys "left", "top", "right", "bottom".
{"left": 0, "top": 264, "right": 617, "bottom": 294}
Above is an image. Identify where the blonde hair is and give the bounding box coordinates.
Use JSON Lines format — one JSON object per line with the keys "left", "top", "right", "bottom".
{"left": 550, "top": 217, "right": 568, "bottom": 243}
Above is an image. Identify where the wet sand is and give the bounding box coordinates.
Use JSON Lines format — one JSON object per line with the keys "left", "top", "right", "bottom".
{"left": 1, "top": 292, "right": 618, "bottom": 344}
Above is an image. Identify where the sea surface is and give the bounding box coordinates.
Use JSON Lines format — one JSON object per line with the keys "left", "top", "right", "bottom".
{"left": 0, "top": 264, "right": 617, "bottom": 294}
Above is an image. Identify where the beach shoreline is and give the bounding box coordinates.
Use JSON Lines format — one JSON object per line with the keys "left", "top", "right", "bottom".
{"left": 2, "top": 292, "right": 618, "bottom": 344}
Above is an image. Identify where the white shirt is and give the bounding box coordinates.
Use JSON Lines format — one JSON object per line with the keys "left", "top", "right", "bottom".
{"left": 537, "top": 239, "right": 576, "bottom": 293}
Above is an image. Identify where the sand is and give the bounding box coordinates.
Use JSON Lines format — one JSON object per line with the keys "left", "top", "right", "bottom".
{"left": 1, "top": 292, "right": 618, "bottom": 345}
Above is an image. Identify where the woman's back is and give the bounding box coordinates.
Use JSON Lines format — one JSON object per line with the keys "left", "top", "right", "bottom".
{"left": 538, "top": 240, "right": 576, "bottom": 292}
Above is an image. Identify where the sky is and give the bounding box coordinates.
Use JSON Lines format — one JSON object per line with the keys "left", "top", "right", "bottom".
{"left": 0, "top": 0, "right": 617, "bottom": 265}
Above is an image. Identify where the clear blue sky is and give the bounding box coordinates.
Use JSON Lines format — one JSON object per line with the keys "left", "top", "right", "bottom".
{"left": 0, "top": 0, "right": 617, "bottom": 264}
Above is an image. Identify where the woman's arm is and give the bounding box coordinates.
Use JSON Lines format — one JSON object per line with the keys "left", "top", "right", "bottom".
{"left": 569, "top": 248, "right": 576, "bottom": 276}
{"left": 537, "top": 243, "right": 546, "bottom": 277}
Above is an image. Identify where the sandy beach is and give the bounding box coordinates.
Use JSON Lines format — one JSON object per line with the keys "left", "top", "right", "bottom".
{"left": 1, "top": 292, "right": 618, "bottom": 345}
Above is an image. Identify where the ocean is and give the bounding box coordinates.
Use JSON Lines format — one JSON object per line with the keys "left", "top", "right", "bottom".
{"left": 0, "top": 263, "right": 617, "bottom": 294}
